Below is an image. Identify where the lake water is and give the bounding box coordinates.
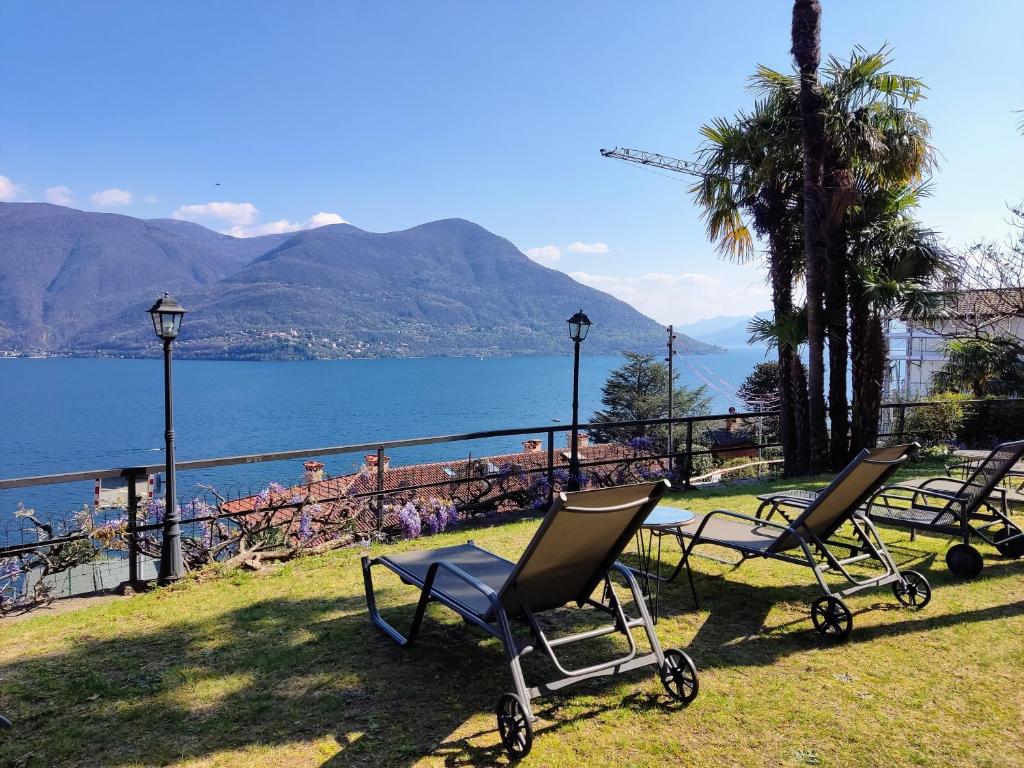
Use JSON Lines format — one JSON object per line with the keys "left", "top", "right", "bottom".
{"left": 0, "top": 349, "right": 770, "bottom": 518}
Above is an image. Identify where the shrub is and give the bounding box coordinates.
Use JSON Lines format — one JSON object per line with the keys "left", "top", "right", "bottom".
{"left": 956, "top": 398, "right": 1024, "bottom": 447}
{"left": 902, "top": 393, "right": 970, "bottom": 448}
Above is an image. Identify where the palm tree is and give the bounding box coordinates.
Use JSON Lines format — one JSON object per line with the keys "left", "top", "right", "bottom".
{"left": 933, "top": 338, "right": 1024, "bottom": 397}
{"left": 847, "top": 183, "right": 949, "bottom": 449}
{"left": 791, "top": 0, "right": 829, "bottom": 472}
{"left": 749, "top": 310, "right": 811, "bottom": 471}
{"left": 691, "top": 89, "right": 808, "bottom": 474}
{"left": 819, "top": 48, "right": 933, "bottom": 465}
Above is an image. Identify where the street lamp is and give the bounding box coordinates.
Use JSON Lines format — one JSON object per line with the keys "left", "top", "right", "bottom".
{"left": 148, "top": 292, "right": 186, "bottom": 584}
{"left": 567, "top": 310, "right": 592, "bottom": 492}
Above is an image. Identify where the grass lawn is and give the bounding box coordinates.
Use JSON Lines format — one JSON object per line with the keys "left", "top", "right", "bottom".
{"left": 1, "top": 467, "right": 1023, "bottom": 767}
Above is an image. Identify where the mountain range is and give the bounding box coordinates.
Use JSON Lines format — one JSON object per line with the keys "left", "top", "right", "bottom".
{"left": 0, "top": 202, "right": 717, "bottom": 359}
{"left": 676, "top": 312, "right": 772, "bottom": 349}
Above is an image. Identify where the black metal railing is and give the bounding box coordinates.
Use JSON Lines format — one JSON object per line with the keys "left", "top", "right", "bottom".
{"left": 1, "top": 397, "right": 1021, "bottom": 605}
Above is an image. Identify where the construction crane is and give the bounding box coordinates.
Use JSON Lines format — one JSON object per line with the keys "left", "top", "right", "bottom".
{"left": 599, "top": 146, "right": 742, "bottom": 183}
{"left": 599, "top": 146, "right": 704, "bottom": 178}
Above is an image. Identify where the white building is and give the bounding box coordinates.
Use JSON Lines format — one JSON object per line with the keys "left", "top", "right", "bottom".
{"left": 884, "top": 288, "right": 1024, "bottom": 398}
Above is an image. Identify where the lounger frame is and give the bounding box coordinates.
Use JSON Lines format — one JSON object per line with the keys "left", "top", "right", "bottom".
{"left": 362, "top": 540, "right": 668, "bottom": 714}
{"left": 361, "top": 481, "right": 692, "bottom": 746}
{"left": 865, "top": 440, "right": 1024, "bottom": 573}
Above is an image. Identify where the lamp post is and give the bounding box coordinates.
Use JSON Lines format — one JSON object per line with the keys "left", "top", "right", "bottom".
{"left": 666, "top": 325, "right": 677, "bottom": 481}
{"left": 567, "top": 309, "right": 592, "bottom": 492}
{"left": 148, "top": 292, "right": 187, "bottom": 584}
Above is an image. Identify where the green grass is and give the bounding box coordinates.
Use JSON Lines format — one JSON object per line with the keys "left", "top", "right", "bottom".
{"left": 2, "top": 466, "right": 1023, "bottom": 767}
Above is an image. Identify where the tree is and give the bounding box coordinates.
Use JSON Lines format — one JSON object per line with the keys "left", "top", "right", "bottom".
{"left": 588, "top": 352, "right": 712, "bottom": 447}
{"left": 738, "top": 360, "right": 782, "bottom": 444}
{"left": 848, "top": 183, "right": 948, "bottom": 450}
{"left": 693, "top": 45, "right": 939, "bottom": 471}
{"left": 692, "top": 72, "right": 807, "bottom": 475}
{"left": 791, "top": 0, "right": 829, "bottom": 472}
{"left": 739, "top": 361, "right": 781, "bottom": 411}
{"left": 933, "top": 338, "right": 1024, "bottom": 397}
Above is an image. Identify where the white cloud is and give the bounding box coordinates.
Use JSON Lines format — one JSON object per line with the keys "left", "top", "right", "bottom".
{"left": 525, "top": 245, "right": 562, "bottom": 264}
{"left": 91, "top": 188, "right": 134, "bottom": 207}
{"left": 172, "top": 201, "right": 346, "bottom": 237}
{"left": 0, "top": 175, "right": 22, "bottom": 201}
{"left": 304, "top": 211, "right": 346, "bottom": 228}
{"left": 567, "top": 241, "right": 609, "bottom": 254}
{"left": 568, "top": 268, "right": 772, "bottom": 325}
{"left": 229, "top": 211, "right": 348, "bottom": 238}
{"left": 172, "top": 201, "right": 259, "bottom": 226}
{"left": 45, "top": 185, "right": 74, "bottom": 205}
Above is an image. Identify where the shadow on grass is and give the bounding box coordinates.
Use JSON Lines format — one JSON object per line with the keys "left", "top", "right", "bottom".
{"left": 0, "top": 578, "right": 683, "bottom": 768}
{"left": 663, "top": 548, "right": 1024, "bottom": 670}
{"left": 2, "top": 549, "right": 1021, "bottom": 767}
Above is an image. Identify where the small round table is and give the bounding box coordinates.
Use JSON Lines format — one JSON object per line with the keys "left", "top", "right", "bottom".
{"left": 633, "top": 505, "right": 697, "bottom": 621}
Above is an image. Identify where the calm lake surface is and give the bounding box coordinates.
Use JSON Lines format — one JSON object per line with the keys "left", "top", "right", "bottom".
{"left": 0, "top": 349, "right": 769, "bottom": 517}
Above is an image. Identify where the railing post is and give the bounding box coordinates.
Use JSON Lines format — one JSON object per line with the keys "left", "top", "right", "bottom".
{"left": 375, "top": 447, "right": 385, "bottom": 529}
{"left": 124, "top": 469, "right": 139, "bottom": 587}
{"left": 683, "top": 419, "right": 694, "bottom": 491}
{"left": 896, "top": 404, "right": 907, "bottom": 442}
{"left": 667, "top": 414, "right": 675, "bottom": 483}
{"left": 547, "top": 430, "right": 555, "bottom": 505}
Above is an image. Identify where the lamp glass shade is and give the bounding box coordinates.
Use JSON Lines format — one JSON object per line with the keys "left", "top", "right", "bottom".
{"left": 147, "top": 293, "right": 186, "bottom": 340}
{"left": 567, "top": 310, "right": 592, "bottom": 343}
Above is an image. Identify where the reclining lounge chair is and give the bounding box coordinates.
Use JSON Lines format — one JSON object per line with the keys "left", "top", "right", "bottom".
{"left": 672, "top": 445, "right": 930, "bottom": 641}
{"left": 864, "top": 439, "right": 1024, "bottom": 577}
{"left": 361, "top": 480, "right": 699, "bottom": 759}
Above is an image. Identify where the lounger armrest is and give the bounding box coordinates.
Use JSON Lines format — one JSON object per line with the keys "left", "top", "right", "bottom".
{"left": 692, "top": 508, "right": 792, "bottom": 541}
{"left": 426, "top": 560, "right": 501, "bottom": 601}
{"left": 874, "top": 482, "right": 961, "bottom": 505}
{"left": 915, "top": 477, "right": 1006, "bottom": 502}
{"left": 756, "top": 494, "right": 815, "bottom": 522}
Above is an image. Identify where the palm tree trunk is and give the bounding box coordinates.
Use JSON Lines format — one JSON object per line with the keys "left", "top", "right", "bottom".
{"left": 792, "top": 0, "right": 829, "bottom": 472}
{"left": 768, "top": 223, "right": 800, "bottom": 476}
{"left": 824, "top": 158, "right": 851, "bottom": 469}
{"left": 862, "top": 311, "right": 887, "bottom": 447}
{"left": 792, "top": 355, "right": 811, "bottom": 473}
{"left": 849, "top": 279, "right": 873, "bottom": 452}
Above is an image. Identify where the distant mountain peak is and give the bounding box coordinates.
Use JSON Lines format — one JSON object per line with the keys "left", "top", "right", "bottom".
{"left": 0, "top": 202, "right": 719, "bottom": 360}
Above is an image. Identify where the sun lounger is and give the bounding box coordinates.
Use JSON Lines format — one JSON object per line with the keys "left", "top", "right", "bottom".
{"left": 672, "top": 445, "right": 929, "bottom": 641}
{"left": 361, "top": 480, "right": 699, "bottom": 758}
{"left": 865, "top": 440, "right": 1024, "bottom": 577}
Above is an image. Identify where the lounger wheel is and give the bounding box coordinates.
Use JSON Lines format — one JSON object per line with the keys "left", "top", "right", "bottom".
{"left": 810, "top": 596, "right": 853, "bottom": 641}
{"left": 496, "top": 693, "right": 533, "bottom": 759}
{"left": 945, "top": 543, "right": 984, "bottom": 578}
{"left": 0, "top": 714, "right": 10, "bottom": 729}
{"left": 892, "top": 570, "right": 931, "bottom": 609}
{"left": 993, "top": 525, "right": 1024, "bottom": 559}
{"left": 659, "top": 648, "right": 699, "bottom": 704}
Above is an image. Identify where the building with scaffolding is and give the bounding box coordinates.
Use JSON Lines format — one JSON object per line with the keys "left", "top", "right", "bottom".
{"left": 884, "top": 288, "right": 1024, "bottom": 398}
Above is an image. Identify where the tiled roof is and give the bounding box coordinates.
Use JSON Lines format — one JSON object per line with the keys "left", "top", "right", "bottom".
{"left": 910, "top": 288, "right": 1024, "bottom": 321}
{"left": 223, "top": 441, "right": 650, "bottom": 523}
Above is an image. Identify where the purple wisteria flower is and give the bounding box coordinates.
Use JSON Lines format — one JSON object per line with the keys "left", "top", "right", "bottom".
{"left": 146, "top": 498, "right": 165, "bottom": 524}
{"left": 397, "top": 502, "right": 421, "bottom": 539}
{"left": 628, "top": 436, "right": 656, "bottom": 452}
{"left": 298, "top": 511, "right": 313, "bottom": 540}
{"left": 0, "top": 558, "right": 21, "bottom": 581}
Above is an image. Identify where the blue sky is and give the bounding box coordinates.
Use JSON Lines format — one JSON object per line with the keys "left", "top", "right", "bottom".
{"left": 2, "top": 1, "right": 1022, "bottom": 324}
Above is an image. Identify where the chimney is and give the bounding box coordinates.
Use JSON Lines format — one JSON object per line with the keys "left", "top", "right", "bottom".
{"left": 522, "top": 439, "right": 543, "bottom": 453}
{"left": 303, "top": 460, "right": 324, "bottom": 484}
{"left": 363, "top": 454, "right": 391, "bottom": 472}
{"left": 565, "top": 432, "right": 590, "bottom": 449}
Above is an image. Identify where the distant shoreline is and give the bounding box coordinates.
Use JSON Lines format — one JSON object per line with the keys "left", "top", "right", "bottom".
{"left": 0, "top": 347, "right": 733, "bottom": 362}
